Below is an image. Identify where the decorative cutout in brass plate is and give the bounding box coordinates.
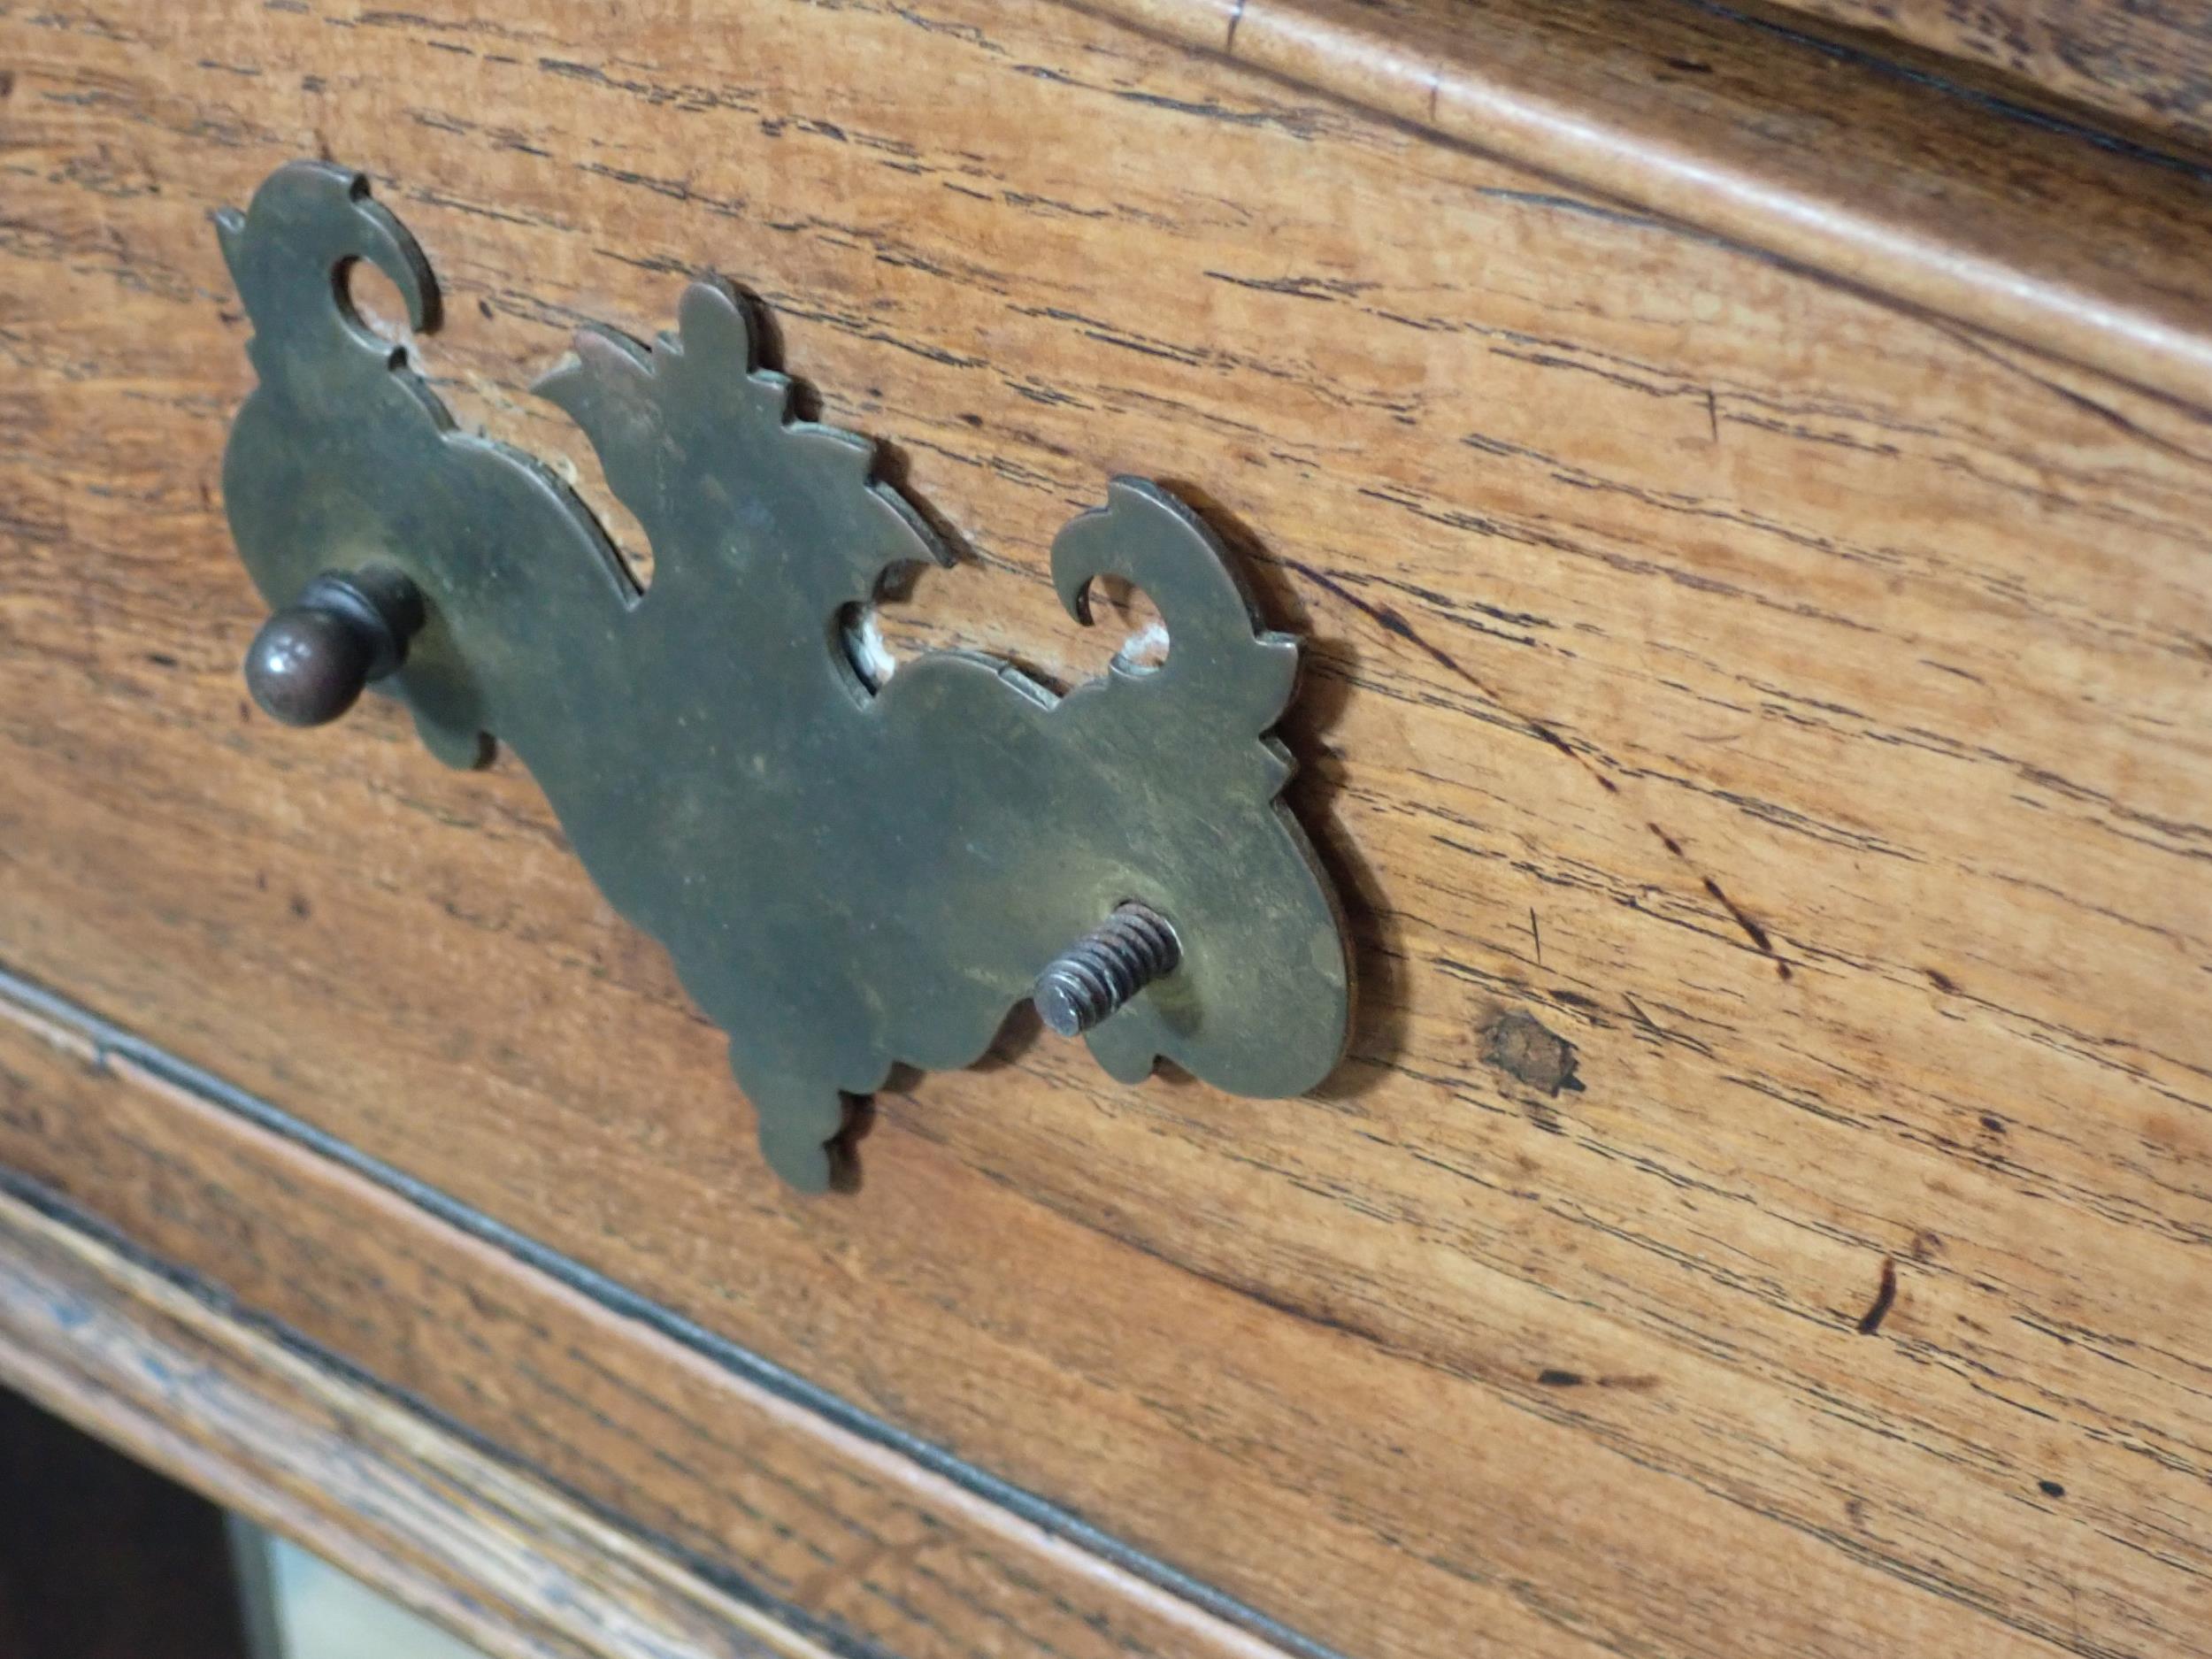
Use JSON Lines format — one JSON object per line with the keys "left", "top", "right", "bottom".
{"left": 215, "top": 161, "right": 1353, "bottom": 1192}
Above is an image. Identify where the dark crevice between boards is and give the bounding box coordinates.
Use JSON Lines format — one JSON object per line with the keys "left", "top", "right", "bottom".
{"left": 0, "top": 961, "right": 1356, "bottom": 1659}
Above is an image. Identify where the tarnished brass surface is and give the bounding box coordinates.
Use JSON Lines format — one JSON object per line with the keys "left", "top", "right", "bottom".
{"left": 216, "top": 161, "right": 1351, "bottom": 1192}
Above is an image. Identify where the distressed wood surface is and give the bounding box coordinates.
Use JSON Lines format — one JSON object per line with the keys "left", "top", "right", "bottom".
{"left": 1078, "top": 0, "right": 2212, "bottom": 411}
{"left": 0, "top": 1171, "right": 847, "bottom": 1659}
{"left": 1751, "top": 0, "right": 2212, "bottom": 157}
{"left": 4, "top": 2, "right": 2212, "bottom": 1658}
{"left": 0, "top": 990, "right": 1304, "bottom": 1659}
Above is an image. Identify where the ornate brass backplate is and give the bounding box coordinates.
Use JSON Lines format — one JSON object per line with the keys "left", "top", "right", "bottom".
{"left": 215, "top": 161, "right": 1352, "bottom": 1192}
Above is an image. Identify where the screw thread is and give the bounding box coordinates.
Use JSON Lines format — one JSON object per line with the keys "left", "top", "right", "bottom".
{"left": 1033, "top": 902, "right": 1181, "bottom": 1038}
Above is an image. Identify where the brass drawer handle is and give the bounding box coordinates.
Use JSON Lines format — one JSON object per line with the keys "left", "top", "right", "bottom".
{"left": 243, "top": 567, "right": 424, "bottom": 728}
{"left": 215, "top": 161, "right": 1353, "bottom": 1192}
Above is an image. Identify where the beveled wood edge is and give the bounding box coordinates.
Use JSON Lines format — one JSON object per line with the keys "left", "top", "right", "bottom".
{"left": 1734, "top": 0, "right": 2212, "bottom": 160}
{"left": 0, "top": 971, "right": 1316, "bottom": 1659}
{"left": 0, "top": 1180, "right": 833, "bottom": 1659}
{"left": 1063, "top": 0, "right": 2212, "bottom": 413}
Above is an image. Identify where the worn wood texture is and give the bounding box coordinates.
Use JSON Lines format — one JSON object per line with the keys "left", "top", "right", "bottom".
{"left": 0, "top": 994, "right": 1303, "bottom": 1659}
{"left": 1749, "top": 0, "right": 2212, "bottom": 157}
{"left": 0, "top": 1174, "right": 853, "bottom": 1659}
{"left": 4, "top": 2, "right": 2212, "bottom": 1658}
{"left": 0, "top": 1381, "right": 251, "bottom": 1659}
{"left": 1077, "top": 0, "right": 2212, "bottom": 411}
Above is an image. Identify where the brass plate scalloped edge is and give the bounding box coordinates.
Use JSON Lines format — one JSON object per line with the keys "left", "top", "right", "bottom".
{"left": 215, "top": 161, "right": 1353, "bottom": 1192}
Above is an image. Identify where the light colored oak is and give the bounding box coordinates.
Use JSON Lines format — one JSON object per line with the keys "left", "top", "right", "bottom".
{"left": 3, "top": 2, "right": 2211, "bottom": 1658}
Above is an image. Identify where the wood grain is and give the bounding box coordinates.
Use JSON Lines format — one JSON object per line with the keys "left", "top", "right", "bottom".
{"left": 0, "top": 991, "right": 1306, "bottom": 1659}
{"left": 0, "top": 1176, "right": 834, "bottom": 1659}
{"left": 1076, "top": 0, "right": 2212, "bottom": 411}
{"left": 1748, "top": 0, "right": 2212, "bottom": 157}
{"left": 4, "top": 2, "right": 2212, "bottom": 1657}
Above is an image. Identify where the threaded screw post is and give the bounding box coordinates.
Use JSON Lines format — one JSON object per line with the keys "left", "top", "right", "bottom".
{"left": 1033, "top": 902, "right": 1181, "bottom": 1038}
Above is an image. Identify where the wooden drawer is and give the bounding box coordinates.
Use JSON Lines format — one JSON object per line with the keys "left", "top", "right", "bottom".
{"left": 4, "top": 3, "right": 2209, "bottom": 1656}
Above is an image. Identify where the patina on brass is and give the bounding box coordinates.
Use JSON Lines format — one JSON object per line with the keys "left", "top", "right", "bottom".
{"left": 216, "top": 160, "right": 1353, "bottom": 1192}
{"left": 243, "top": 566, "right": 425, "bottom": 727}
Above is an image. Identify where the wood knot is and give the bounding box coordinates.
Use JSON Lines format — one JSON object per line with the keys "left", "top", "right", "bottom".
{"left": 1482, "top": 1009, "right": 1583, "bottom": 1098}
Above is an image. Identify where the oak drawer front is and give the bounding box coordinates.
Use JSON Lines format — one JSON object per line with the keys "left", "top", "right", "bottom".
{"left": 4, "top": 4, "right": 2210, "bottom": 1658}
{"left": 1755, "top": 0, "right": 2212, "bottom": 158}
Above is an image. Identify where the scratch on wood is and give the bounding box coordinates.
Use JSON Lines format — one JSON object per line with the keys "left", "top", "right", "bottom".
{"left": 1279, "top": 555, "right": 1618, "bottom": 793}
{"left": 1855, "top": 1258, "right": 1898, "bottom": 1335}
{"left": 1700, "top": 874, "right": 1792, "bottom": 979}
{"left": 1279, "top": 559, "right": 1798, "bottom": 984}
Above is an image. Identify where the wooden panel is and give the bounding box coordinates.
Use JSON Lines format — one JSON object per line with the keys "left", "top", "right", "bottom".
{"left": 4, "top": 3, "right": 2212, "bottom": 1658}
{"left": 0, "top": 994, "right": 1300, "bottom": 1659}
{"left": 1751, "top": 0, "right": 2212, "bottom": 157}
{"left": 0, "top": 1383, "right": 250, "bottom": 1659}
{"left": 1081, "top": 0, "right": 2212, "bottom": 411}
{"left": 0, "top": 1175, "right": 833, "bottom": 1659}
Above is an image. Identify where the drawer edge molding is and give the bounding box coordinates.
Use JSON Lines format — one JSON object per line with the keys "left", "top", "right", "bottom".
{"left": 1068, "top": 0, "right": 2212, "bottom": 411}
{"left": 0, "top": 1180, "right": 835, "bottom": 1659}
{"left": 0, "top": 961, "right": 1336, "bottom": 1659}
